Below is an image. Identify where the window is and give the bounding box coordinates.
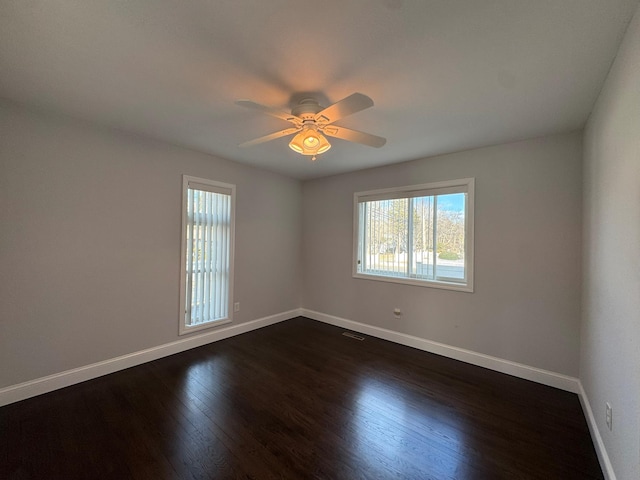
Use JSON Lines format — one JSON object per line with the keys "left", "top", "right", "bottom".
{"left": 354, "top": 178, "right": 474, "bottom": 292}
{"left": 179, "top": 175, "right": 235, "bottom": 335}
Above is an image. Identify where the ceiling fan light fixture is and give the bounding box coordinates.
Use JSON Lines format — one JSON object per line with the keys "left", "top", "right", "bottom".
{"left": 289, "top": 127, "right": 331, "bottom": 157}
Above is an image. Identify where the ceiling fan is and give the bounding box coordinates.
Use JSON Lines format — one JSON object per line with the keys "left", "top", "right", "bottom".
{"left": 235, "top": 93, "right": 386, "bottom": 161}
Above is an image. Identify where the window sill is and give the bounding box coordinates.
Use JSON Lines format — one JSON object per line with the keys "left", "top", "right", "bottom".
{"left": 179, "top": 317, "right": 232, "bottom": 336}
{"left": 353, "top": 273, "right": 473, "bottom": 293}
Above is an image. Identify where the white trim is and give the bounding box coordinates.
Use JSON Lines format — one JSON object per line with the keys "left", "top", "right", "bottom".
{"left": 577, "top": 381, "right": 617, "bottom": 480}
{"left": 301, "top": 308, "right": 580, "bottom": 393}
{"left": 355, "top": 178, "right": 474, "bottom": 202}
{"left": 352, "top": 272, "right": 474, "bottom": 292}
{"left": 0, "top": 309, "right": 303, "bottom": 407}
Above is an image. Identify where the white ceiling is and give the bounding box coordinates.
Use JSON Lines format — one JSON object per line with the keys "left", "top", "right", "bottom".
{"left": 1, "top": 1, "right": 638, "bottom": 180}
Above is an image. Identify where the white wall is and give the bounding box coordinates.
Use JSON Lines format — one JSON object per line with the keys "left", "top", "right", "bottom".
{"left": 582, "top": 3, "right": 640, "bottom": 479}
{"left": 0, "top": 101, "right": 302, "bottom": 389}
{"left": 302, "top": 132, "right": 583, "bottom": 376}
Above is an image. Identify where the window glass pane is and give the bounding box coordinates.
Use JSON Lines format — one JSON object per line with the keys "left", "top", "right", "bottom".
{"left": 186, "top": 188, "right": 230, "bottom": 327}
{"left": 434, "top": 193, "right": 465, "bottom": 281}
{"left": 412, "top": 196, "right": 435, "bottom": 280}
{"left": 361, "top": 198, "right": 408, "bottom": 277}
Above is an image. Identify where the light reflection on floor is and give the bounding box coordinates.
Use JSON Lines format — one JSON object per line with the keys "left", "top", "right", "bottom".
{"left": 350, "top": 376, "right": 468, "bottom": 479}
{"left": 167, "top": 355, "right": 234, "bottom": 471}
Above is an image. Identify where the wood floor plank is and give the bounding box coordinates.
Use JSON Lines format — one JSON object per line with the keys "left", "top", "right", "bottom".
{"left": 0, "top": 317, "right": 603, "bottom": 479}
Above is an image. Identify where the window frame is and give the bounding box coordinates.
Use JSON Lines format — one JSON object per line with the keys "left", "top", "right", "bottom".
{"left": 179, "top": 175, "right": 236, "bottom": 335}
{"left": 352, "top": 178, "right": 474, "bottom": 292}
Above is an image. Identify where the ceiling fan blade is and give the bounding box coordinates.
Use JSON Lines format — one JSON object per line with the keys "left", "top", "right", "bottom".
{"left": 323, "top": 126, "right": 386, "bottom": 148}
{"left": 239, "top": 127, "right": 301, "bottom": 148}
{"left": 314, "top": 93, "right": 374, "bottom": 124}
{"left": 235, "top": 100, "right": 301, "bottom": 124}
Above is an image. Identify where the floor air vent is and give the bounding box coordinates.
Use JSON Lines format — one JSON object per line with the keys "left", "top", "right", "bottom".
{"left": 342, "top": 332, "right": 365, "bottom": 341}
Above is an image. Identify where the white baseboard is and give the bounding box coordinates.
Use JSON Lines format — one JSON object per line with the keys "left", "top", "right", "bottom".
{"left": 577, "top": 381, "right": 616, "bottom": 480}
{"left": 301, "top": 309, "right": 580, "bottom": 393}
{"left": 0, "top": 308, "right": 303, "bottom": 407}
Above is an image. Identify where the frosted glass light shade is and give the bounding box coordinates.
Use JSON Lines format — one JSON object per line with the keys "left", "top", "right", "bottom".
{"left": 289, "top": 127, "right": 331, "bottom": 156}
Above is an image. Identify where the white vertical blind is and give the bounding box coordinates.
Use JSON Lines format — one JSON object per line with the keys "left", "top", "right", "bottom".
{"left": 182, "top": 177, "right": 234, "bottom": 331}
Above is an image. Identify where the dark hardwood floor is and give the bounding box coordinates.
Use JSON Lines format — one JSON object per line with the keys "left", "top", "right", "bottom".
{"left": 1, "top": 317, "right": 602, "bottom": 479}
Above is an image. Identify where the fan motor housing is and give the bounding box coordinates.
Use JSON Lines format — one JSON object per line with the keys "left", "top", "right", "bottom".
{"left": 292, "top": 98, "right": 322, "bottom": 120}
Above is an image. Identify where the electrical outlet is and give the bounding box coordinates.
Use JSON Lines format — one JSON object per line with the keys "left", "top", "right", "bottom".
{"left": 605, "top": 402, "right": 612, "bottom": 431}
{"left": 234, "top": 302, "right": 240, "bottom": 312}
